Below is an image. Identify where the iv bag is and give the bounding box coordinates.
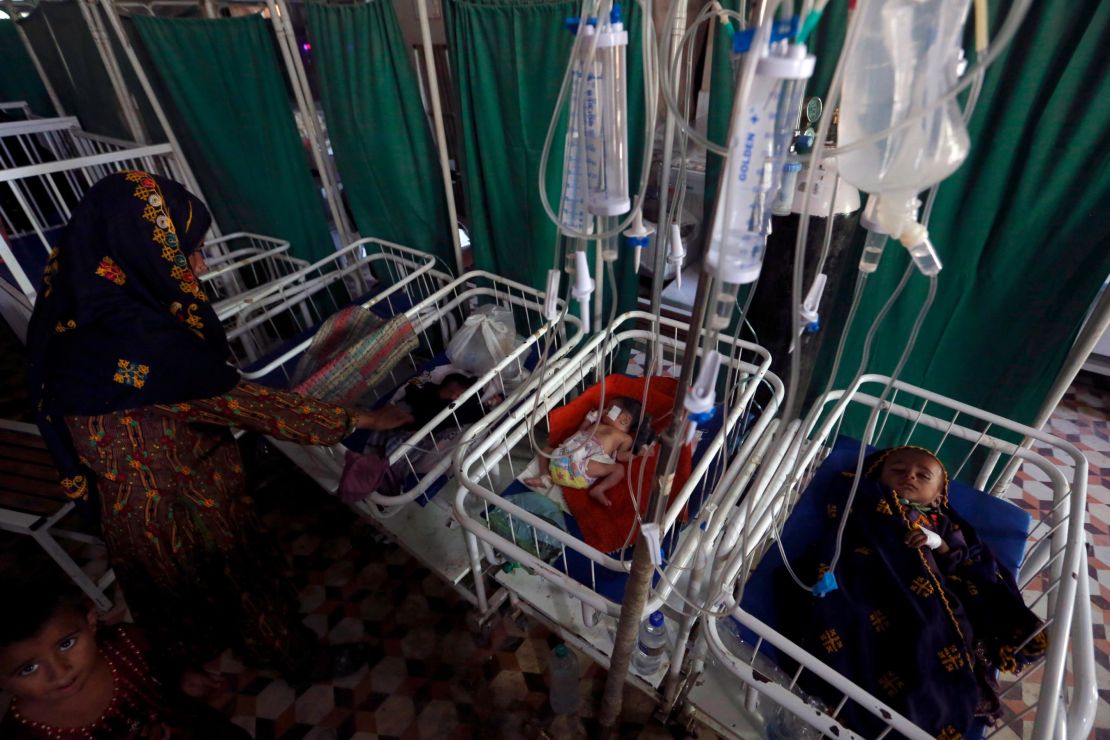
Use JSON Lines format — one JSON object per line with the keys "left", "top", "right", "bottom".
{"left": 837, "top": 0, "right": 971, "bottom": 195}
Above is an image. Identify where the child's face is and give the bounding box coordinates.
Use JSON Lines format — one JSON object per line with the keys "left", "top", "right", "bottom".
{"left": 880, "top": 449, "right": 945, "bottom": 506}
{"left": 438, "top": 381, "right": 467, "bottom": 401}
{"left": 0, "top": 607, "right": 99, "bottom": 706}
{"left": 603, "top": 405, "right": 634, "bottom": 433}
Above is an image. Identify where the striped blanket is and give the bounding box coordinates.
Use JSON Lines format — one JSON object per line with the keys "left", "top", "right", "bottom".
{"left": 292, "top": 305, "right": 418, "bottom": 406}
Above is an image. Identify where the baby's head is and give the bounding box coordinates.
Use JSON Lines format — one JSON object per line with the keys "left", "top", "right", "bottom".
{"left": 602, "top": 397, "right": 644, "bottom": 434}
{"left": 438, "top": 373, "right": 475, "bottom": 401}
{"left": 870, "top": 446, "right": 949, "bottom": 507}
{"left": 0, "top": 560, "right": 99, "bottom": 708}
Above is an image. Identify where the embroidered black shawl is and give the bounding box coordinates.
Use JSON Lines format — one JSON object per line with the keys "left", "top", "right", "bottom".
{"left": 26, "top": 171, "right": 240, "bottom": 503}
{"left": 775, "top": 472, "right": 1047, "bottom": 739}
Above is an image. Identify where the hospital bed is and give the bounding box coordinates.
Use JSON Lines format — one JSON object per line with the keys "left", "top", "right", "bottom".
{"left": 683, "top": 376, "right": 1096, "bottom": 740}
{"left": 246, "top": 270, "right": 582, "bottom": 614}
{"left": 452, "top": 310, "right": 783, "bottom": 678}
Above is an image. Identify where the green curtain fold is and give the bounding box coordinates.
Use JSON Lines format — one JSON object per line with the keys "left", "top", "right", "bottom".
{"left": 132, "top": 14, "right": 335, "bottom": 263}
{"left": 305, "top": 1, "right": 453, "bottom": 267}
{"left": 705, "top": 0, "right": 1110, "bottom": 430}
{"left": 445, "top": 0, "right": 645, "bottom": 313}
{"left": 0, "top": 21, "right": 54, "bottom": 117}
{"left": 18, "top": 3, "right": 132, "bottom": 138}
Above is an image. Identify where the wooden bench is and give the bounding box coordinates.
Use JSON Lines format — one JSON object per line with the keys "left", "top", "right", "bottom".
{"left": 0, "top": 419, "right": 114, "bottom": 611}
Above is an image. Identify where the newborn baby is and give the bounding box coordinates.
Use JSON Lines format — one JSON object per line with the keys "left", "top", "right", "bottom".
{"left": 526, "top": 397, "right": 643, "bottom": 507}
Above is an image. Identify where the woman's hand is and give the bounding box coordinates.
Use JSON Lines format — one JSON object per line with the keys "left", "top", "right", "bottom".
{"left": 354, "top": 406, "right": 414, "bottom": 431}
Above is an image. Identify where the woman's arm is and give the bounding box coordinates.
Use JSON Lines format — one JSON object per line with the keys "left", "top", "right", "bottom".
{"left": 154, "top": 381, "right": 411, "bottom": 445}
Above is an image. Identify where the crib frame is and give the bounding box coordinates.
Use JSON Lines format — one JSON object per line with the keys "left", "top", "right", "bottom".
{"left": 0, "top": 124, "right": 193, "bottom": 306}
{"left": 256, "top": 270, "right": 582, "bottom": 612}
{"left": 199, "top": 232, "right": 305, "bottom": 314}
{"left": 687, "top": 374, "right": 1095, "bottom": 740}
{"left": 223, "top": 238, "right": 443, "bottom": 367}
{"left": 451, "top": 310, "right": 783, "bottom": 683}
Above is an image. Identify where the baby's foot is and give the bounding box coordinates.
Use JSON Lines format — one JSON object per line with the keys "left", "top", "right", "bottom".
{"left": 589, "top": 488, "right": 611, "bottom": 507}
{"left": 524, "top": 475, "right": 552, "bottom": 490}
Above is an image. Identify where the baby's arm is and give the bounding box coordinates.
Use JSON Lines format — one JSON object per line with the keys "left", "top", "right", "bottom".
{"left": 614, "top": 433, "right": 635, "bottom": 462}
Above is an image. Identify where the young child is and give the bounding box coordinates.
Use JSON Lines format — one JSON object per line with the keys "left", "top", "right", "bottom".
{"left": 0, "top": 560, "right": 248, "bottom": 739}
{"left": 872, "top": 445, "right": 968, "bottom": 569}
{"left": 402, "top": 372, "right": 503, "bottom": 433}
{"left": 527, "top": 397, "right": 643, "bottom": 507}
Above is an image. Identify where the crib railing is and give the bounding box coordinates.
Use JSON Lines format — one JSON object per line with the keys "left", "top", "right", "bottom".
{"left": 452, "top": 311, "right": 782, "bottom": 629}
{"left": 694, "top": 375, "right": 1095, "bottom": 740}
{"left": 199, "top": 233, "right": 305, "bottom": 312}
{"left": 250, "top": 271, "right": 582, "bottom": 513}
{"left": 227, "top": 238, "right": 444, "bottom": 369}
{"left": 0, "top": 138, "right": 189, "bottom": 303}
{"left": 359, "top": 271, "right": 584, "bottom": 513}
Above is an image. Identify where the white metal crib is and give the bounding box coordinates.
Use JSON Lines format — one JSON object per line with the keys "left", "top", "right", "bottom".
{"left": 0, "top": 117, "right": 192, "bottom": 306}
{"left": 685, "top": 375, "right": 1096, "bottom": 740}
{"left": 452, "top": 310, "right": 783, "bottom": 682}
{"left": 223, "top": 238, "right": 444, "bottom": 368}
{"left": 199, "top": 232, "right": 305, "bottom": 314}
{"left": 252, "top": 270, "right": 582, "bottom": 611}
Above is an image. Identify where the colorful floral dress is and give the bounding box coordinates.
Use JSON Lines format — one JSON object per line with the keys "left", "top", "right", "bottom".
{"left": 65, "top": 381, "right": 354, "bottom": 675}
{"left": 1, "top": 624, "right": 248, "bottom": 739}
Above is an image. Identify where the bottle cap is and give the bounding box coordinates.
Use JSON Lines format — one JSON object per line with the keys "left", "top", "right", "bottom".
{"left": 648, "top": 611, "right": 664, "bottom": 627}
{"left": 554, "top": 644, "right": 568, "bottom": 657}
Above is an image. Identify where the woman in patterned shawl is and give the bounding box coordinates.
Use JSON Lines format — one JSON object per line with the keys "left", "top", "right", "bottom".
{"left": 26, "top": 171, "right": 411, "bottom": 688}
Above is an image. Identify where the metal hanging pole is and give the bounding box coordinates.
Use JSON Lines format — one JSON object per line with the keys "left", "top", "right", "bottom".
{"left": 266, "top": 0, "right": 355, "bottom": 249}
{"left": 96, "top": 0, "right": 220, "bottom": 235}
{"left": 77, "top": 0, "right": 148, "bottom": 143}
{"left": 416, "top": 0, "right": 465, "bottom": 275}
{"left": 599, "top": 270, "right": 713, "bottom": 730}
{"left": 3, "top": 1, "right": 66, "bottom": 117}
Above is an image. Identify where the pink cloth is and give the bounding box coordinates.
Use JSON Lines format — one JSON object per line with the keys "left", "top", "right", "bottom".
{"left": 338, "top": 450, "right": 399, "bottom": 503}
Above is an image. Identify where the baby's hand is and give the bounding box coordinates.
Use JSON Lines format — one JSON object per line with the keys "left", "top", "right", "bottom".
{"left": 905, "top": 528, "right": 950, "bottom": 554}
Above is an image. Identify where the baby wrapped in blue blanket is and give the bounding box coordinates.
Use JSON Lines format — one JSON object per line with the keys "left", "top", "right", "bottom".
{"left": 775, "top": 446, "right": 1047, "bottom": 739}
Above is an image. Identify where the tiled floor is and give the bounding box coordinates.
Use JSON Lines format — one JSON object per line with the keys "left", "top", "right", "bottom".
{"left": 2, "top": 295, "right": 1107, "bottom": 737}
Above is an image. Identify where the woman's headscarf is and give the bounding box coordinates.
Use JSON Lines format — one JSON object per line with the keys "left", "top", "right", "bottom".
{"left": 27, "top": 170, "right": 240, "bottom": 502}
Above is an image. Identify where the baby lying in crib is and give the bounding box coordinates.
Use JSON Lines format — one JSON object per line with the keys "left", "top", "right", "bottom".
{"left": 776, "top": 445, "right": 1048, "bottom": 738}
{"left": 525, "top": 396, "right": 644, "bottom": 507}
{"left": 402, "top": 372, "right": 502, "bottom": 432}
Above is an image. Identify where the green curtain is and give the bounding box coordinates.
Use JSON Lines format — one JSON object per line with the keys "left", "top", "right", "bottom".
{"left": 305, "top": 2, "right": 453, "bottom": 267}
{"left": 133, "top": 14, "right": 335, "bottom": 263}
{"left": 0, "top": 21, "right": 54, "bottom": 117}
{"left": 821, "top": 0, "right": 1110, "bottom": 432}
{"left": 19, "top": 2, "right": 132, "bottom": 138}
{"left": 445, "top": 0, "right": 645, "bottom": 314}
{"left": 705, "top": 1, "right": 1110, "bottom": 434}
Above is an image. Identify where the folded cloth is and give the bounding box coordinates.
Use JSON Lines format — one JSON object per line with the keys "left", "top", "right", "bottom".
{"left": 547, "top": 375, "right": 693, "bottom": 554}
{"left": 339, "top": 450, "right": 400, "bottom": 503}
{"left": 293, "top": 307, "right": 418, "bottom": 406}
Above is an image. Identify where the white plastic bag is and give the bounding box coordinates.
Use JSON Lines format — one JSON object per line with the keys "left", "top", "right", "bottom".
{"left": 446, "top": 305, "right": 520, "bottom": 377}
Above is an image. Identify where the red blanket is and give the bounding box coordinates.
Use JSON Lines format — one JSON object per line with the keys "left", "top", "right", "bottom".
{"left": 547, "top": 375, "right": 692, "bottom": 554}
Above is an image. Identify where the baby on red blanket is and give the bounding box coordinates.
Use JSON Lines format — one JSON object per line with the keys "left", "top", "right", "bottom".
{"left": 524, "top": 396, "right": 643, "bottom": 507}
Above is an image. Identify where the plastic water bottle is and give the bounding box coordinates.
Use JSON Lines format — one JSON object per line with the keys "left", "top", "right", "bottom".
{"left": 549, "top": 644, "right": 580, "bottom": 715}
{"left": 631, "top": 610, "right": 668, "bottom": 675}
